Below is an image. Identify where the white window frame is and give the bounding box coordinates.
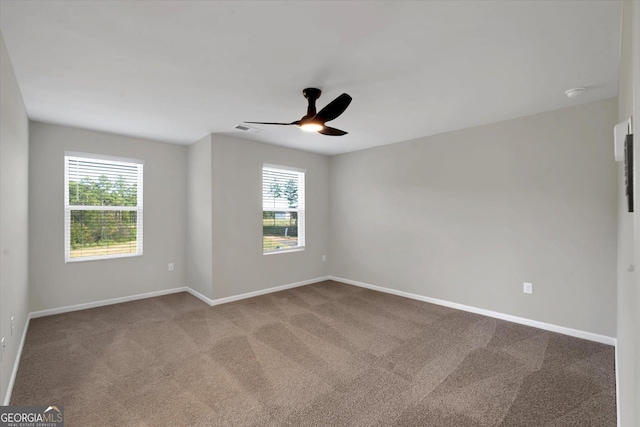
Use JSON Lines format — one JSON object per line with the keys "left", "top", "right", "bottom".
{"left": 262, "top": 163, "right": 306, "bottom": 255}
{"left": 64, "top": 151, "right": 144, "bottom": 263}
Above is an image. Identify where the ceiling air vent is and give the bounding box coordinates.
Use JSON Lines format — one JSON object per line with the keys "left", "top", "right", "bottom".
{"left": 235, "top": 124, "right": 264, "bottom": 134}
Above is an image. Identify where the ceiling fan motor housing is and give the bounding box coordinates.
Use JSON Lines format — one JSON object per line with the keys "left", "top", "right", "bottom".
{"left": 303, "top": 88, "right": 321, "bottom": 118}
{"left": 303, "top": 88, "right": 321, "bottom": 100}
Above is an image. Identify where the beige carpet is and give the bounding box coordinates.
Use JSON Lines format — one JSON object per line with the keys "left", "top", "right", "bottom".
{"left": 11, "top": 280, "right": 616, "bottom": 426}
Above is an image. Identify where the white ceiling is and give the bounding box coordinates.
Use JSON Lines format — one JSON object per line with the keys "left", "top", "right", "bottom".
{"left": 0, "top": 1, "right": 622, "bottom": 156}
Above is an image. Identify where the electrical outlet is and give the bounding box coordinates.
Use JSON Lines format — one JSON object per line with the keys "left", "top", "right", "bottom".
{"left": 322, "top": 255, "right": 326, "bottom": 262}
{"left": 168, "top": 263, "right": 174, "bottom": 271}
{"left": 11, "top": 316, "right": 14, "bottom": 336}
{"left": 523, "top": 282, "right": 533, "bottom": 294}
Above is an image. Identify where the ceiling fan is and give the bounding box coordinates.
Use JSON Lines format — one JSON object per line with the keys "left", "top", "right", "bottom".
{"left": 245, "top": 88, "right": 352, "bottom": 136}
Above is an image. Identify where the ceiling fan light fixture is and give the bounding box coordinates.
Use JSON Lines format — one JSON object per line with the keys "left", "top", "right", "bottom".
{"left": 299, "top": 122, "right": 324, "bottom": 132}
{"left": 245, "top": 88, "right": 351, "bottom": 136}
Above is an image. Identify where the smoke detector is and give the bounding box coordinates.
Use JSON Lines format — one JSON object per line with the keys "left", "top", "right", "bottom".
{"left": 565, "top": 88, "right": 585, "bottom": 99}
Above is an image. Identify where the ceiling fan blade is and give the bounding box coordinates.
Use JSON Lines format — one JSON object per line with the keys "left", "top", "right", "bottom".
{"left": 315, "top": 93, "right": 352, "bottom": 123}
{"left": 318, "top": 126, "right": 348, "bottom": 136}
{"left": 244, "top": 121, "right": 294, "bottom": 125}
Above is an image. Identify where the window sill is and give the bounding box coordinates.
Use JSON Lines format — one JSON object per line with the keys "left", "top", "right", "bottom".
{"left": 263, "top": 247, "right": 305, "bottom": 256}
{"left": 65, "top": 253, "right": 143, "bottom": 263}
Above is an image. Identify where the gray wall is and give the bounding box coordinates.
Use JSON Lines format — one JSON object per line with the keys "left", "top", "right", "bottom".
{"left": 617, "top": 1, "right": 640, "bottom": 424}
{"left": 29, "top": 122, "right": 188, "bottom": 311}
{"left": 330, "top": 98, "right": 618, "bottom": 338}
{"left": 209, "top": 135, "right": 330, "bottom": 298}
{"left": 187, "top": 134, "right": 213, "bottom": 298}
{"left": 0, "top": 32, "right": 30, "bottom": 404}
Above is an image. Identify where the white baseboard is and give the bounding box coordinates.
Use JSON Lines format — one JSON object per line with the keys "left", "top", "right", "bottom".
{"left": 29, "top": 287, "right": 190, "bottom": 319}
{"left": 329, "top": 276, "right": 616, "bottom": 346}
{"left": 28, "top": 276, "right": 332, "bottom": 318}
{"left": 187, "top": 276, "right": 332, "bottom": 306}
{"left": 185, "top": 287, "right": 216, "bottom": 305}
{"left": 3, "top": 316, "right": 30, "bottom": 406}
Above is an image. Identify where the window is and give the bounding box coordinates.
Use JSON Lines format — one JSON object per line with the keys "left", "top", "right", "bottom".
{"left": 64, "top": 152, "right": 144, "bottom": 262}
{"left": 262, "top": 164, "right": 305, "bottom": 253}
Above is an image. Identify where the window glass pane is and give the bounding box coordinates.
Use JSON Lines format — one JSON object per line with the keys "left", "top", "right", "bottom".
{"left": 69, "top": 210, "right": 138, "bottom": 258}
{"left": 65, "top": 153, "right": 143, "bottom": 262}
{"left": 68, "top": 158, "right": 139, "bottom": 207}
{"left": 263, "top": 211, "right": 298, "bottom": 251}
{"left": 262, "top": 165, "right": 304, "bottom": 253}
{"left": 262, "top": 169, "right": 300, "bottom": 211}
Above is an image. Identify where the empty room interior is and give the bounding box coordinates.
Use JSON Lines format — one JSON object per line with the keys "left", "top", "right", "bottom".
{"left": 1, "top": 1, "right": 639, "bottom": 426}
